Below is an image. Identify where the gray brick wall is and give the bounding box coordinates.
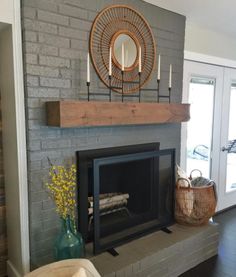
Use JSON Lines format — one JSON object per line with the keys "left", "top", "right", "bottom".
{"left": 21, "top": 0, "right": 186, "bottom": 268}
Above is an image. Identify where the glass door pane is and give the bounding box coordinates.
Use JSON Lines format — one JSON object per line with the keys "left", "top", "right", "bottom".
{"left": 226, "top": 84, "right": 236, "bottom": 192}
{"left": 186, "top": 78, "right": 215, "bottom": 178}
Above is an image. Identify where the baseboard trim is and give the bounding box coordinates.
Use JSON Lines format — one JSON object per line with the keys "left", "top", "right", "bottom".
{"left": 215, "top": 204, "right": 236, "bottom": 215}
{"left": 7, "top": 260, "right": 22, "bottom": 277}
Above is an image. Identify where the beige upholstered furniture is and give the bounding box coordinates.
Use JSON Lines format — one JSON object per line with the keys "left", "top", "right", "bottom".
{"left": 24, "top": 259, "right": 101, "bottom": 277}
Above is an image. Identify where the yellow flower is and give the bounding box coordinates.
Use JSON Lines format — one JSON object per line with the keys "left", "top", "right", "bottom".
{"left": 45, "top": 163, "right": 77, "bottom": 220}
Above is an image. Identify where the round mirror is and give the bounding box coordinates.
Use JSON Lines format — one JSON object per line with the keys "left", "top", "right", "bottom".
{"left": 113, "top": 33, "right": 138, "bottom": 69}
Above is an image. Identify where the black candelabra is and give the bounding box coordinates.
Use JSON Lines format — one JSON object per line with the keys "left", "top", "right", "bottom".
{"left": 87, "top": 81, "right": 90, "bottom": 101}
{"left": 86, "top": 70, "right": 171, "bottom": 103}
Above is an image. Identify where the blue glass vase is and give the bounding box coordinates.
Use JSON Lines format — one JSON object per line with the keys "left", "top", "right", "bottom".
{"left": 54, "top": 215, "right": 85, "bottom": 261}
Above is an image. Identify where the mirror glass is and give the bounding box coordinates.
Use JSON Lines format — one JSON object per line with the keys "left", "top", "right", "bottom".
{"left": 113, "top": 34, "right": 137, "bottom": 68}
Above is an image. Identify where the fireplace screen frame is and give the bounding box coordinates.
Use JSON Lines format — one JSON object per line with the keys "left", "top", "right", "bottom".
{"left": 77, "top": 143, "right": 160, "bottom": 243}
{"left": 92, "top": 148, "right": 175, "bottom": 254}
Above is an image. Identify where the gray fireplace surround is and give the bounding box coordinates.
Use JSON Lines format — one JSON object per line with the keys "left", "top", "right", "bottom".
{"left": 22, "top": 0, "right": 185, "bottom": 268}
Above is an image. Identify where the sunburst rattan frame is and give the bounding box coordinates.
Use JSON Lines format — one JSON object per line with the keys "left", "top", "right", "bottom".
{"left": 89, "top": 5, "right": 156, "bottom": 94}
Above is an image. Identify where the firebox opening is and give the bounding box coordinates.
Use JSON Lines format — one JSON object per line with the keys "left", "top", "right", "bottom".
{"left": 76, "top": 143, "right": 175, "bottom": 254}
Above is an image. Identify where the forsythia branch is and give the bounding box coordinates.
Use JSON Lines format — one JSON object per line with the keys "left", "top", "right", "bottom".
{"left": 45, "top": 163, "right": 77, "bottom": 220}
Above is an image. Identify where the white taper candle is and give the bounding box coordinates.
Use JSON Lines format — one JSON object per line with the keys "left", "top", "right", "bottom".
{"left": 109, "top": 47, "right": 112, "bottom": 76}
{"left": 125, "top": 49, "right": 128, "bottom": 68}
{"left": 139, "top": 46, "right": 142, "bottom": 73}
{"left": 87, "top": 53, "right": 90, "bottom": 83}
{"left": 169, "top": 64, "right": 172, "bottom": 88}
{"left": 157, "top": 54, "right": 161, "bottom": 80}
{"left": 121, "top": 43, "right": 124, "bottom": 71}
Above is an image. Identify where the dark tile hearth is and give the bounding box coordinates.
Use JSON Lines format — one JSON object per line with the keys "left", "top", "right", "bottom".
{"left": 180, "top": 207, "right": 236, "bottom": 277}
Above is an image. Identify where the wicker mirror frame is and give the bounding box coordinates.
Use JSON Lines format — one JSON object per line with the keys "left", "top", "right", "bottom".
{"left": 89, "top": 5, "right": 156, "bottom": 94}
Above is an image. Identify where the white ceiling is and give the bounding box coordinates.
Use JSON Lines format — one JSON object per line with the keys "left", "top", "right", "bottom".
{"left": 144, "top": 0, "right": 236, "bottom": 37}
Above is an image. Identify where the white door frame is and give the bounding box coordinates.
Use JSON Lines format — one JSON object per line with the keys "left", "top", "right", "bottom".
{"left": 218, "top": 68, "right": 236, "bottom": 210}
{"left": 11, "top": 0, "right": 29, "bottom": 274}
{"left": 181, "top": 60, "right": 224, "bottom": 197}
{"left": 182, "top": 51, "right": 236, "bottom": 211}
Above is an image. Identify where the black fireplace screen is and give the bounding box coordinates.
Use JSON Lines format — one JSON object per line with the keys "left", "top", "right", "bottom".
{"left": 76, "top": 144, "right": 175, "bottom": 254}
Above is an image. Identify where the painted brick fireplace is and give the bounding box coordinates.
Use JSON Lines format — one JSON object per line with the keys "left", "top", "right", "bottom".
{"left": 21, "top": 0, "right": 185, "bottom": 268}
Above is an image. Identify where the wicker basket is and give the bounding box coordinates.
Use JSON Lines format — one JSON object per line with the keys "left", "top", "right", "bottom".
{"left": 189, "top": 169, "right": 202, "bottom": 180}
{"left": 175, "top": 178, "right": 217, "bottom": 226}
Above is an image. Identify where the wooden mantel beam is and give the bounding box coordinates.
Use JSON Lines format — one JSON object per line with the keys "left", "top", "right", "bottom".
{"left": 46, "top": 100, "right": 190, "bottom": 128}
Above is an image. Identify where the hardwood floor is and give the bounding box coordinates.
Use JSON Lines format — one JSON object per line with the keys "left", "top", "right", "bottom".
{"left": 180, "top": 207, "right": 236, "bottom": 277}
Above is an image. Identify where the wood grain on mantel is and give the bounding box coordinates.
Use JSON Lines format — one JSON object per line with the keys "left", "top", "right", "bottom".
{"left": 46, "top": 101, "right": 190, "bottom": 128}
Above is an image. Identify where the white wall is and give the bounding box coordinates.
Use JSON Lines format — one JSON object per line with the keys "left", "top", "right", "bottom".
{"left": 185, "top": 23, "right": 236, "bottom": 61}
{"left": 0, "top": 0, "right": 14, "bottom": 24}
{"left": 0, "top": 1, "right": 29, "bottom": 276}
{"left": 0, "top": 26, "right": 23, "bottom": 276}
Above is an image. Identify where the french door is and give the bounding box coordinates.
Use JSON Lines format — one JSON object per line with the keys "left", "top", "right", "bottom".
{"left": 218, "top": 68, "right": 236, "bottom": 210}
{"left": 182, "top": 61, "right": 236, "bottom": 211}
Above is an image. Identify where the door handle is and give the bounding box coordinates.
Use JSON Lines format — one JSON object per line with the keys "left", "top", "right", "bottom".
{"left": 221, "top": 139, "right": 236, "bottom": 153}
{"left": 221, "top": 146, "right": 228, "bottom": 152}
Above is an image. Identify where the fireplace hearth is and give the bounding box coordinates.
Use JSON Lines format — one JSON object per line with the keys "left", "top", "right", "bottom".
{"left": 76, "top": 143, "right": 175, "bottom": 254}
